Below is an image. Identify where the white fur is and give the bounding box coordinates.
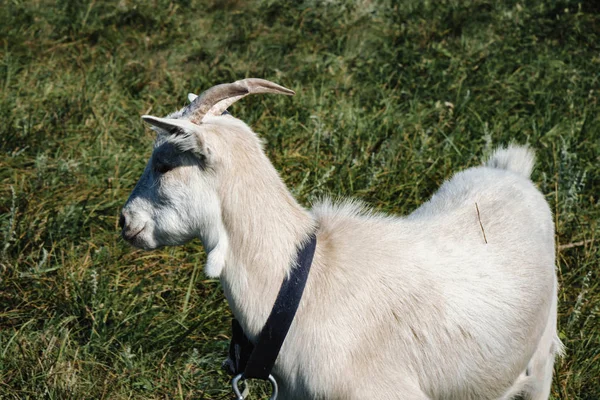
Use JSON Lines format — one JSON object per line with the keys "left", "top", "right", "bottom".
{"left": 121, "top": 101, "right": 561, "bottom": 399}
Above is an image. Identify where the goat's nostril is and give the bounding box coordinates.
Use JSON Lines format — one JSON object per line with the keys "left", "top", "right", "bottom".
{"left": 119, "top": 214, "right": 126, "bottom": 229}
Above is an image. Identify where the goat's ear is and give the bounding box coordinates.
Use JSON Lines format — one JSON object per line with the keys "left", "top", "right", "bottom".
{"left": 188, "top": 93, "right": 198, "bottom": 102}
{"left": 141, "top": 115, "right": 194, "bottom": 135}
{"left": 142, "top": 115, "right": 210, "bottom": 157}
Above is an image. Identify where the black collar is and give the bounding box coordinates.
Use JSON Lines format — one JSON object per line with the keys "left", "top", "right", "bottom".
{"left": 226, "top": 232, "right": 317, "bottom": 381}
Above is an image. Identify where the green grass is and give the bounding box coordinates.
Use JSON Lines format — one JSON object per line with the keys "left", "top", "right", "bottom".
{"left": 1, "top": 0, "right": 598, "bottom": 398}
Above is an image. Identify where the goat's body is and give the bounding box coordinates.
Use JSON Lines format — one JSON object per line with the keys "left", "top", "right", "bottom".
{"left": 122, "top": 81, "right": 560, "bottom": 399}
{"left": 267, "top": 148, "right": 559, "bottom": 399}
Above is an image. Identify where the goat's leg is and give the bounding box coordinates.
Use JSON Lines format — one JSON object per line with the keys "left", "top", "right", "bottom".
{"left": 521, "top": 334, "right": 560, "bottom": 400}
{"left": 500, "top": 280, "right": 561, "bottom": 400}
{"left": 524, "top": 279, "right": 561, "bottom": 400}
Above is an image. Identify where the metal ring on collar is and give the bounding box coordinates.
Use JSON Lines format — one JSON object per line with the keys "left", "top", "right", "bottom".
{"left": 232, "top": 373, "right": 279, "bottom": 400}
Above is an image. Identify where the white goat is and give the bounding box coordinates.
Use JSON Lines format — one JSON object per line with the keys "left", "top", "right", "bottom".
{"left": 120, "top": 79, "right": 562, "bottom": 400}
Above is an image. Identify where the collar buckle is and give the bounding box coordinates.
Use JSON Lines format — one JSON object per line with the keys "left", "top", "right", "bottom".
{"left": 232, "top": 373, "right": 279, "bottom": 400}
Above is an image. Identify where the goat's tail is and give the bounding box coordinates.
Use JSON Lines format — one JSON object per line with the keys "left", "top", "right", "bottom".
{"left": 485, "top": 145, "right": 535, "bottom": 178}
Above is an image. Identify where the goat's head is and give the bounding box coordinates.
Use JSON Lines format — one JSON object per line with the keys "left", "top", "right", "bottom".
{"left": 119, "top": 78, "right": 294, "bottom": 275}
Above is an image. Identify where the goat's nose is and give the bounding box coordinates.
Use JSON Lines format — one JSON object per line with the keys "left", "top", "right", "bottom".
{"left": 119, "top": 213, "right": 126, "bottom": 229}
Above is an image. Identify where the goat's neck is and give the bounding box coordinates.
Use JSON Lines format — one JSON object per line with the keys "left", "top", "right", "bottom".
{"left": 218, "top": 160, "right": 315, "bottom": 340}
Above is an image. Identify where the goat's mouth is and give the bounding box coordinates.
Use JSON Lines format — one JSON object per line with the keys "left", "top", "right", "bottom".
{"left": 122, "top": 225, "right": 164, "bottom": 251}
{"left": 122, "top": 224, "right": 146, "bottom": 244}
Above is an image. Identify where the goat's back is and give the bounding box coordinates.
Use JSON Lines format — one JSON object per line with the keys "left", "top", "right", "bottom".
{"left": 290, "top": 149, "right": 556, "bottom": 399}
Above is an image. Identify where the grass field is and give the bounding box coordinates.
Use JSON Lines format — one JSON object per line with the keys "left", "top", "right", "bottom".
{"left": 1, "top": 0, "right": 599, "bottom": 398}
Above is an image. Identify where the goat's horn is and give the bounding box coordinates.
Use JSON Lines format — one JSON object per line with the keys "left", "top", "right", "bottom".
{"left": 185, "top": 78, "right": 295, "bottom": 123}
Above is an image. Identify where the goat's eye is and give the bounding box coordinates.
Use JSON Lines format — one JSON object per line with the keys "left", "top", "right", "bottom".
{"left": 155, "top": 162, "right": 173, "bottom": 174}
